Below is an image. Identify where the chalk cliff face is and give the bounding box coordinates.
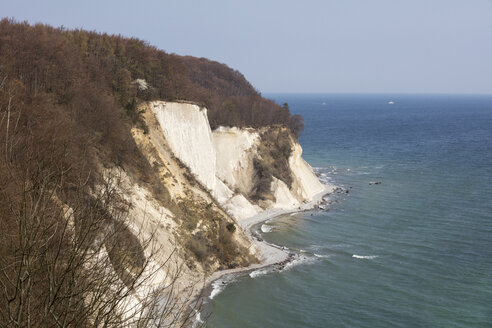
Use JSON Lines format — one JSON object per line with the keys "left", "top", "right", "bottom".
{"left": 48, "top": 100, "right": 327, "bottom": 322}
{"left": 289, "top": 143, "right": 325, "bottom": 201}
{"left": 101, "top": 100, "right": 326, "bottom": 319}
{"left": 213, "top": 126, "right": 259, "bottom": 196}
{"left": 152, "top": 102, "right": 217, "bottom": 191}
{"left": 149, "top": 101, "right": 324, "bottom": 221}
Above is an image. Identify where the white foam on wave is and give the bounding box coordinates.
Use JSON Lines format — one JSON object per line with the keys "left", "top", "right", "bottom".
{"left": 352, "top": 254, "right": 378, "bottom": 259}
{"left": 313, "top": 167, "right": 333, "bottom": 181}
{"left": 192, "top": 309, "right": 204, "bottom": 328}
{"left": 282, "top": 255, "right": 317, "bottom": 272}
{"left": 309, "top": 244, "right": 323, "bottom": 251}
{"left": 314, "top": 253, "right": 331, "bottom": 258}
{"left": 209, "top": 281, "right": 224, "bottom": 299}
{"left": 261, "top": 224, "right": 273, "bottom": 233}
{"left": 210, "top": 277, "right": 235, "bottom": 299}
{"left": 249, "top": 268, "right": 273, "bottom": 278}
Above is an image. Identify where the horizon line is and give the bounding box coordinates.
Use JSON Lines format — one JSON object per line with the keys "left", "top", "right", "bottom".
{"left": 262, "top": 91, "right": 492, "bottom": 96}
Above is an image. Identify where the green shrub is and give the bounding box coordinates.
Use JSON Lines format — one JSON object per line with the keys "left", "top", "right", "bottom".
{"left": 226, "top": 222, "right": 236, "bottom": 233}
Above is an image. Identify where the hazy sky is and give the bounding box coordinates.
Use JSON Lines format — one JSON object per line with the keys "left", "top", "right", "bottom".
{"left": 2, "top": 0, "right": 492, "bottom": 94}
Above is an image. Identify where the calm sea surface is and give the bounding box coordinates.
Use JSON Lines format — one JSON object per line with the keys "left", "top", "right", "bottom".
{"left": 206, "top": 94, "right": 492, "bottom": 328}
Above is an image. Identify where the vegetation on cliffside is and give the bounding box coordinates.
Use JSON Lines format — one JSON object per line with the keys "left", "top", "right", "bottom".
{"left": 251, "top": 128, "right": 295, "bottom": 202}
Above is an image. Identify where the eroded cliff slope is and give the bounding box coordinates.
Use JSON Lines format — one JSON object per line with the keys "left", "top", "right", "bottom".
{"left": 146, "top": 101, "right": 324, "bottom": 223}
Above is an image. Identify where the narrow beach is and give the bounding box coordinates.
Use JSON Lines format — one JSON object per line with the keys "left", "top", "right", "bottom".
{"left": 202, "top": 183, "right": 336, "bottom": 300}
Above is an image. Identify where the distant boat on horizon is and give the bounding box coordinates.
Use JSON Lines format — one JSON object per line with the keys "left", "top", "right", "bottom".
{"left": 388, "top": 101, "right": 395, "bottom": 105}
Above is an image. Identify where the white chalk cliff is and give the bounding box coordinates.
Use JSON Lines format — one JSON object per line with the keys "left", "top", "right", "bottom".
{"left": 152, "top": 102, "right": 217, "bottom": 191}
{"left": 92, "top": 100, "right": 329, "bottom": 322}
{"left": 150, "top": 101, "right": 324, "bottom": 220}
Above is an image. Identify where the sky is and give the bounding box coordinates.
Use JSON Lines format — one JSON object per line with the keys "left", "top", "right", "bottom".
{"left": 2, "top": 0, "right": 492, "bottom": 94}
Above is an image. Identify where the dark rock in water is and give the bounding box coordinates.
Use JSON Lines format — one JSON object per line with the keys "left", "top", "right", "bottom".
{"left": 345, "top": 190, "right": 349, "bottom": 194}
{"left": 256, "top": 237, "right": 263, "bottom": 242}
{"left": 276, "top": 253, "right": 297, "bottom": 271}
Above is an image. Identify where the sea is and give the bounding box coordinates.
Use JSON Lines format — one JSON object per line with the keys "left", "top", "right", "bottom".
{"left": 205, "top": 94, "right": 492, "bottom": 328}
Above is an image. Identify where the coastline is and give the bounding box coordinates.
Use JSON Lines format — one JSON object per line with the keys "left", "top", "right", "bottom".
{"left": 201, "top": 183, "right": 336, "bottom": 300}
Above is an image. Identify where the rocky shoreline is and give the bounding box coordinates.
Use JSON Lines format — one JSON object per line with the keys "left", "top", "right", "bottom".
{"left": 193, "top": 184, "right": 337, "bottom": 313}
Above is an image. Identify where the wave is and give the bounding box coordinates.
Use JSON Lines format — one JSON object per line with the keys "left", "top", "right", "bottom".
{"left": 314, "top": 164, "right": 387, "bottom": 178}
{"left": 249, "top": 268, "right": 273, "bottom": 278}
{"left": 309, "top": 244, "right": 350, "bottom": 253}
{"left": 282, "top": 255, "right": 317, "bottom": 272}
{"left": 192, "top": 309, "right": 204, "bottom": 328}
{"left": 313, "top": 166, "right": 339, "bottom": 179}
{"left": 261, "top": 224, "right": 273, "bottom": 233}
{"left": 317, "top": 174, "right": 333, "bottom": 184}
{"left": 209, "top": 281, "right": 225, "bottom": 299}
{"left": 309, "top": 244, "right": 322, "bottom": 251}
{"left": 352, "top": 254, "right": 378, "bottom": 259}
{"left": 313, "top": 253, "right": 331, "bottom": 258}
{"left": 210, "top": 276, "right": 235, "bottom": 299}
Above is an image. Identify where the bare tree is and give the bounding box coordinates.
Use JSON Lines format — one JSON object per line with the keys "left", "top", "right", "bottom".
{"left": 0, "top": 74, "right": 203, "bottom": 327}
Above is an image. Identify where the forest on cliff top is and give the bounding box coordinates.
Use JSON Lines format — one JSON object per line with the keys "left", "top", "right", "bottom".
{"left": 0, "top": 18, "right": 303, "bottom": 134}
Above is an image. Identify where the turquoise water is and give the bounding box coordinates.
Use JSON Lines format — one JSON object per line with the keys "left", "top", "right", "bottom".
{"left": 206, "top": 94, "right": 492, "bottom": 327}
